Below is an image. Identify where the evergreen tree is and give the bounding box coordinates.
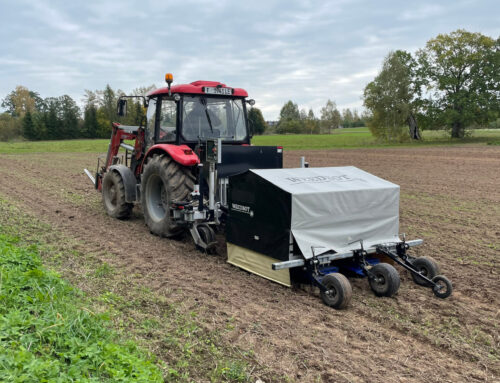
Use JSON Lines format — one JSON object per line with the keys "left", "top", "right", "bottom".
{"left": 83, "top": 105, "right": 99, "bottom": 138}
{"left": 101, "top": 84, "right": 116, "bottom": 122}
{"left": 59, "top": 95, "right": 80, "bottom": 139}
{"left": 22, "top": 110, "right": 35, "bottom": 140}
{"left": 43, "top": 98, "right": 62, "bottom": 140}
{"left": 32, "top": 111, "right": 46, "bottom": 140}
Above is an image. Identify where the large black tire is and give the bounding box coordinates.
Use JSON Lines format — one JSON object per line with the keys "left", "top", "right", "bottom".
{"left": 102, "top": 171, "right": 133, "bottom": 219}
{"left": 369, "top": 263, "right": 400, "bottom": 297}
{"left": 141, "top": 155, "right": 195, "bottom": 237}
{"left": 320, "top": 273, "right": 352, "bottom": 309}
{"left": 410, "top": 256, "right": 440, "bottom": 286}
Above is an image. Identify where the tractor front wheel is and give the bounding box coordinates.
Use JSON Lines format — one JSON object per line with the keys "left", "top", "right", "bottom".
{"left": 102, "top": 171, "right": 133, "bottom": 219}
{"left": 141, "top": 154, "right": 195, "bottom": 237}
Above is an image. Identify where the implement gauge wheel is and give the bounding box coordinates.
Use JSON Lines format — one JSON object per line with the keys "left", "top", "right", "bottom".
{"left": 320, "top": 273, "right": 352, "bottom": 309}
{"left": 102, "top": 171, "right": 133, "bottom": 219}
{"left": 141, "top": 154, "right": 195, "bottom": 237}
{"left": 196, "top": 223, "right": 217, "bottom": 254}
{"left": 432, "top": 275, "right": 453, "bottom": 299}
{"left": 369, "top": 263, "right": 400, "bottom": 297}
{"left": 410, "top": 256, "right": 440, "bottom": 286}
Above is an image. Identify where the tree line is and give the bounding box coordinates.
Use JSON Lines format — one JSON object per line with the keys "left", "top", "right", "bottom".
{"left": 1, "top": 84, "right": 272, "bottom": 141}
{"left": 272, "top": 100, "right": 367, "bottom": 135}
{"left": 363, "top": 29, "right": 499, "bottom": 140}
{"left": 0, "top": 85, "right": 153, "bottom": 141}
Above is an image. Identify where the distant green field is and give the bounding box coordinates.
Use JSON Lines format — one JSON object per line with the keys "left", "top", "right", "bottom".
{"left": 254, "top": 128, "right": 500, "bottom": 150}
{"left": 0, "top": 128, "right": 499, "bottom": 154}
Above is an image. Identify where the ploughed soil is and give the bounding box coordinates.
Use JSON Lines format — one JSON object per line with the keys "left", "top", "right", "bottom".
{"left": 0, "top": 145, "right": 499, "bottom": 382}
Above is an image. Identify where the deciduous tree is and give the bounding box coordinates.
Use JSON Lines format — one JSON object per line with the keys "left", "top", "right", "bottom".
{"left": 277, "top": 101, "right": 304, "bottom": 133}
{"left": 305, "top": 109, "right": 319, "bottom": 134}
{"left": 248, "top": 107, "right": 267, "bottom": 135}
{"left": 417, "top": 30, "right": 499, "bottom": 138}
{"left": 320, "top": 100, "right": 341, "bottom": 133}
{"left": 363, "top": 50, "right": 422, "bottom": 141}
{"left": 1, "top": 86, "right": 41, "bottom": 117}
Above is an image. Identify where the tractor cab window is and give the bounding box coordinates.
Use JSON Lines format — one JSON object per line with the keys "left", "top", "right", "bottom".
{"left": 158, "top": 98, "right": 177, "bottom": 142}
{"left": 145, "top": 97, "right": 157, "bottom": 148}
{"left": 182, "top": 96, "right": 247, "bottom": 142}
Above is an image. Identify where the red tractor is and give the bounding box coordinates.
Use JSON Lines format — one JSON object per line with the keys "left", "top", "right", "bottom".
{"left": 85, "top": 74, "right": 283, "bottom": 250}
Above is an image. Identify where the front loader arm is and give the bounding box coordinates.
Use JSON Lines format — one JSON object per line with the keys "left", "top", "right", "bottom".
{"left": 96, "top": 122, "right": 137, "bottom": 191}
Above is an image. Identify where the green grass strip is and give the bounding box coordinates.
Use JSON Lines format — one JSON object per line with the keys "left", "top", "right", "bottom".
{"left": 0, "top": 128, "right": 499, "bottom": 153}
{"left": 0, "top": 232, "right": 163, "bottom": 382}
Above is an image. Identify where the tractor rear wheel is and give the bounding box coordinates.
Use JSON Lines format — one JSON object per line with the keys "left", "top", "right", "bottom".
{"left": 369, "top": 263, "right": 400, "bottom": 297}
{"left": 102, "top": 171, "right": 133, "bottom": 219}
{"left": 320, "top": 273, "right": 352, "bottom": 309}
{"left": 141, "top": 154, "right": 195, "bottom": 237}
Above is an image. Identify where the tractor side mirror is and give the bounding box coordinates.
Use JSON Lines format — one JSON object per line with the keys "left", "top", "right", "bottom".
{"left": 117, "top": 99, "right": 127, "bottom": 116}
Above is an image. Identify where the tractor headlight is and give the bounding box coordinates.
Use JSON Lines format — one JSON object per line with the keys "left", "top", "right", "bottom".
{"left": 173, "top": 94, "right": 181, "bottom": 102}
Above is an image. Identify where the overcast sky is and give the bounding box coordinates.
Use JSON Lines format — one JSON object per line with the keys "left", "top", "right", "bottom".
{"left": 1, "top": 0, "right": 498, "bottom": 120}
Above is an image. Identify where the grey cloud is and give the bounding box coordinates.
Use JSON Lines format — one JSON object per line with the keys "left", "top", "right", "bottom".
{"left": 0, "top": 0, "right": 499, "bottom": 119}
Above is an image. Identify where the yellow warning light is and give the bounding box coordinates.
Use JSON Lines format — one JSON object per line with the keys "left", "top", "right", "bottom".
{"left": 165, "top": 73, "right": 173, "bottom": 84}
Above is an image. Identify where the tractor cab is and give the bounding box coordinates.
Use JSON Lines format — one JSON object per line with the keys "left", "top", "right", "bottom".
{"left": 137, "top": 78, "right": 254, "bottom": 150}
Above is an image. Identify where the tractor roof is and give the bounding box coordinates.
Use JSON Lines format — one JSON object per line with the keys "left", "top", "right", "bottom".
{"left": 147, "top": 80, "right": 248, "bottom": 98}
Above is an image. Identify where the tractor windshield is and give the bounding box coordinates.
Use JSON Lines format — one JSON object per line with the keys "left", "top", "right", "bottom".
{"left": 182, "top": 96, "right": 247, "bottom": 142}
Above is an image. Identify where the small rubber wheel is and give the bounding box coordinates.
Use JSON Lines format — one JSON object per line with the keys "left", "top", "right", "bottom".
{"left": 102, "top": 171, "right": 133, "bottom": 219}
{"left": 320, "top": 273, "right": 352, "bottom": 309}
{"left": 432, "top": 275, "right": 452, "bottom": 299}
{"left": 369, "top": 263, "right": 400, "bottom": 297}
{"left": 410, "top": 256, "right": 440, "bottom": 286}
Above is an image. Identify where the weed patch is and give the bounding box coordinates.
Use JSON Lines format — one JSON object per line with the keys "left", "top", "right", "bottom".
{"left": 0, "top": 232, "right": 163, "bottom": 382}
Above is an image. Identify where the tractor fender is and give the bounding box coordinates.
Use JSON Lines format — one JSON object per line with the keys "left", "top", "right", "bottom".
{"left": 142, "top": 144, "right": 200, "bottom": 169}
{"left": 108, "top": 164, "right": 138, "bottom": 203}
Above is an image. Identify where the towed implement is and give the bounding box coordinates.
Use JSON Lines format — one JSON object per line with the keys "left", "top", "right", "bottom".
{"left": 84, "top": 74, "right": 452, "bottom": 309}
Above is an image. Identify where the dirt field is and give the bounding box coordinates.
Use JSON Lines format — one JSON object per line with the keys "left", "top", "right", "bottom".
{"left": 0, "top": 145, "right": 498, "bottom": 382}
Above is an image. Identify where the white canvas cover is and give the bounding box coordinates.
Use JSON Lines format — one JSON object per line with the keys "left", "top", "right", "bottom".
{"left": 251, "top": 167, "right": 400, "bottom": 259}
